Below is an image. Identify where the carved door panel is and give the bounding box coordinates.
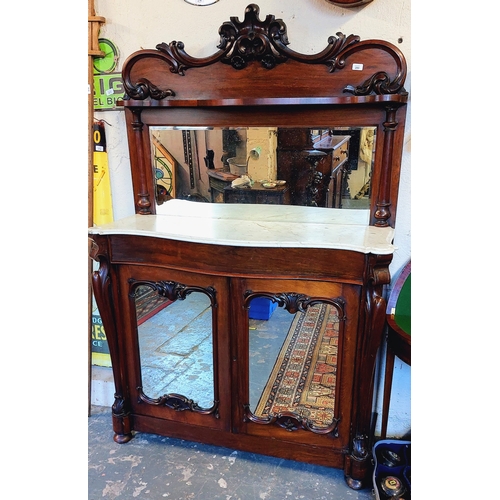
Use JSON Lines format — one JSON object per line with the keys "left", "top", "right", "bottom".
{"left": 120, "top": 265, "right": 231, "bottom": 430}
{"left": 232, "top": 277, "right": 361, "bottom": 451}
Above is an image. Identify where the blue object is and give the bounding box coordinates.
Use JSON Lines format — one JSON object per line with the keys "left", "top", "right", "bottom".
{"left": 249, "top": 298, "right": 278, "bottom": 320}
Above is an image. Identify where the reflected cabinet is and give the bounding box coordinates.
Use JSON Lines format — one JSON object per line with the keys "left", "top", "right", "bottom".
{"left": 89, "top": 4, "right": 408, "bottom": 490}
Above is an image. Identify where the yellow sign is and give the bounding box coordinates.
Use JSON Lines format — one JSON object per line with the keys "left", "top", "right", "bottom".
{"left": 92, "top": 314, "right": 111, "bottom": 367}
{"left": 93, "top": 121, "right": 114, "bottom": 225}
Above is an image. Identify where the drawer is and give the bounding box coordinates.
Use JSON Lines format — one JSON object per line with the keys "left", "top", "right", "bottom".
{"left": 209, "top": 177, "right": 231, "bottom": 191}
{"left": 332, "top": 138, "right": 350, "bottom": 169}
{"left": 255, "top": 192, "right": 284, "bottom": 204}
{"left": 224, "top": 189, "right": 254, "bottom": 203}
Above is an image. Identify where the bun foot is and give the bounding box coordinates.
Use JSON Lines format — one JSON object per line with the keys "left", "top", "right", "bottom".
{"left": 113, "top": 432, "right": 133, "bottom": 444}
{"left": 344, "top": 475, "right": 364, "bottom": 490}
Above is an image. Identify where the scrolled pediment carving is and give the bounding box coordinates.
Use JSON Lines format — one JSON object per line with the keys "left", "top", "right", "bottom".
{"left": 121, "top": 3, "right": 407, "bottom": 101}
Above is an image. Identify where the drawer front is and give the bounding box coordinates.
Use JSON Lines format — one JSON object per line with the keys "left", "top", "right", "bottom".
{"left": 209, "top": 177, "right": 230, "bottom": 191}
{"left": 224, "top": 189, "right": 255, "bottom": 203}
{"left": 255, "top": 191, "right": 284, "bottom": 204}
{"left": 332, "top": 138, "right": 350, "bottom": 170}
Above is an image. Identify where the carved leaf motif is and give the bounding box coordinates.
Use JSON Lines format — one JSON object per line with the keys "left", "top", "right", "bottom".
{"left": 129, "top": 279, "right": 216, "bottom": 306}
{"left": 276, "top": 414, "right": 300, "bottom": 432}
{"left": 219, "top": 4, "right": 289, "bottom": 69}
{"left": 137, "top": 388, "right": 219, "bottom": 416}
{"left": 244, "top": 291, "right": 345, "bottom": 318}
{"left": 243, "top": 405, "right": 340, "bottom": 435}
{"left": 273, "top": 292, "right": 310, "bottom": 314}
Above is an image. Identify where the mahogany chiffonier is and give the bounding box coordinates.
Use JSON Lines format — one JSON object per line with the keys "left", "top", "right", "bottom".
{"left": 89, "top": 4, "right": 408, "bottom": 489}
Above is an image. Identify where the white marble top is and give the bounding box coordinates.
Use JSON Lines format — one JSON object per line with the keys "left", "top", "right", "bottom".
{"left": 89, "top": 200, "right": 395, "bottom": 254}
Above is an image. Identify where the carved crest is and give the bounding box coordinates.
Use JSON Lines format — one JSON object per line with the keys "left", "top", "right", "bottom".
{"left": 121, "top": 3, "right": 407, "bottom": 100}
{"left": 218, "top": 4, "right": 289, "bottom": 69}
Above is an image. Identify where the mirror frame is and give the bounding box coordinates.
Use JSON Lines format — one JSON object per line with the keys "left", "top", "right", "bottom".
{"left": 118, "top": 3, "right": 408, "bottom": 228}
{"left": 130, "top": 278, "right": 219, "bottom": 415}
{"left": 244, "top": 290, "right": 346, "bottom": 434}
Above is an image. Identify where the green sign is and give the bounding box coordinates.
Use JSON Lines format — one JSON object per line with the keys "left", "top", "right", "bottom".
{"left": 93, "top": 73, "right": 125, "bottom": 111}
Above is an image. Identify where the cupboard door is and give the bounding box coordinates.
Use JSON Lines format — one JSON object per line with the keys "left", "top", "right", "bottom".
{"left": 232, "top": 278, "right": 360, "bottom": 451}
{"left": 121, "top": 266, "right": 232, "bottom": 430}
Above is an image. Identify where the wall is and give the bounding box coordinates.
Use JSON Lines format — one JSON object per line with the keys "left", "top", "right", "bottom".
{"left": 93, "top": 0, "right": 411, "bottom": 437}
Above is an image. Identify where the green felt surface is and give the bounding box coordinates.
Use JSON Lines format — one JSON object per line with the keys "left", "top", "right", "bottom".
{"left": 394, "top": 274, "right": 411, "bottom": 335}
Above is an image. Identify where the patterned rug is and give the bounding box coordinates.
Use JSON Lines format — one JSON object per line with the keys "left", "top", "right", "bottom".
{"left": 135, "top": 286, "right": 172, "bottom": 326}
{"left": 254, "top": 303, "right": 339, "bottom": 427}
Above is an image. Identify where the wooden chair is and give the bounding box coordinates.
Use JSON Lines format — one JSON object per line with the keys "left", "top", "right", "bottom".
{"left": 380, "top": 260, "right": 411, "bottom": 439}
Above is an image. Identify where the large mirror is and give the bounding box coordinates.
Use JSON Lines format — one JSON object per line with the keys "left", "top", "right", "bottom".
{"left": 246, "top": 294, "right": 344, "bottom": 434}
{"left": 121, "top": 4, "right": 408, "bottom": 227}
{"left": 132, "top": 282, "right": 217, "bottom": 412}
{"left": 151, "top": 126, "right": 376, "bottom": 211}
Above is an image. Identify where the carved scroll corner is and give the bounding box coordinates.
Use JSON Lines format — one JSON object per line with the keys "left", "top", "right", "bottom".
{"left": 343, "top": 72, "right": 394, "bottom": 96}
{"left": 111, "top": 395, "right": 133, "bottom": 444}
{"left": 111, "top": 394, "right": 127, "bottom": 417}
{"left": 123, "top": 79, "right": 176, "bottom": 102}
{"left": 351, "top": 433, "right": 369, "bottom": 460}
{"left": 344, "top": 75, "right": 407, "bottom": 96}
{"left": 369, "top": 255, "right": 392, "bottom": 287}
{"left": 88, "top": 237, "right": 99, "bottom": 261}
{"left": 340, "top": 38, "right": 407, "bottom": 96}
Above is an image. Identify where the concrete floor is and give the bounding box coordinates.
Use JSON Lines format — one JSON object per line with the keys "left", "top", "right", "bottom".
{"left": 89, "top": 405, "right": 375, "bottom": 500}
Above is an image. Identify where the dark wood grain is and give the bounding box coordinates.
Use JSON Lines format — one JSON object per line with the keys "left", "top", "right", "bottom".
{"left": 90, "top": 4, "right": 408, "bottom": 490}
